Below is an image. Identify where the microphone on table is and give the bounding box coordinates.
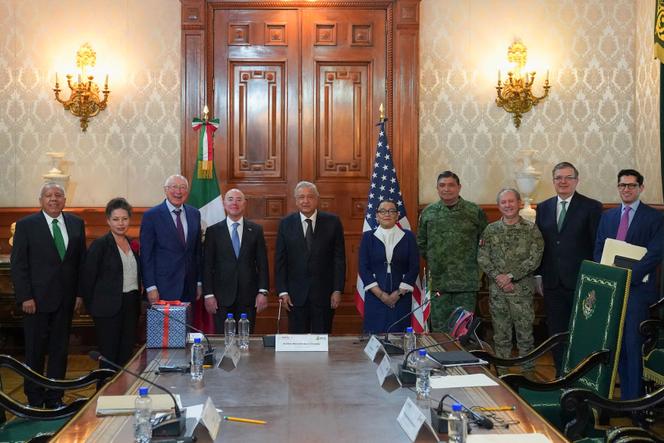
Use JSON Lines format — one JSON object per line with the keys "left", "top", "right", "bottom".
{"left": 397, "top": 338, "right": 459, "bottom": 386}
{"left": 88, "top": 351, "right": 186, "bottom": 437}
{"left": 380, "top": 298, "right": 431, "bottom": 355}
{"left": 434, "top": 393, "right": 494, "bottom": 430}
{"left": 262, "top": 298, "right": 283, "bottom": 348}
{"left": 148, "top": 305, "right": 216, "bottom": 367}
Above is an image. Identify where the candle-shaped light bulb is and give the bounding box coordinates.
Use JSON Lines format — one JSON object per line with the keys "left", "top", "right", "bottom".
{"left": 104, "top": 74, "right": 109, "bottom": 89}
{"left": 546, "top": 69, "right": 550, "bottom": 82}
{"left": 498, "top": 69, "right": 501, "bottom": 84}
{"left": 55, "top": 72, "right": 59, "bottom": 85}
{"left": 77, "top": 73, "right": 81, "bottom": 84}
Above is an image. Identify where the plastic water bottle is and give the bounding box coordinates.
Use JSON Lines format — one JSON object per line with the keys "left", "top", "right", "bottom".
{"left": 134, "top": 386, "right": 152, "bottom": 443}
{"left": 403, "top": 326, "right": 417, "bottom": 366}
{"left": 190, "top": 337, "right": 204, "bottom": 381}
{"left": 415, "top": 349, "right": 431, "bottom": 401}
{"left": 447, "top": 403, "right": 468, "bottom": 442}
{"left": 238, "top": 313, "right": 250, "bottom": 350}
{"left": 224, "top": 313, "right": 236, "bottom": 348}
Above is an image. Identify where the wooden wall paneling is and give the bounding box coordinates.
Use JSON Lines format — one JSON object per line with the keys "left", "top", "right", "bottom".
{"left": 392, "top": 0, "right": 419, "bottom": 231}
{"left": 181, "top": 0, "right": 207, "bottom": 181}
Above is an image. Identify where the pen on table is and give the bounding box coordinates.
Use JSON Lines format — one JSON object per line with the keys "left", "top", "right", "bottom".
{"left": 224, "top": 416, "right": 267, "bottom": 425}
{"left": 476, "top": 406, "right": 516, "bottom": 412}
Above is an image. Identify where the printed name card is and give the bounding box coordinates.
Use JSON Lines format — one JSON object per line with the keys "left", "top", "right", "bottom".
{"left": 364, "top": 335, "right": 383, "bottom": 360}
{"left": 275, "top": 334, "right": 329, "bottom": 352}
{"left": 397, "top": 398, "right": 439, "bottom": 442}
{"left": 376, "top": 353, "right": 394, "bottom": 385}
{"left": 222, "top": 344, "right": 241, "bottom": 367}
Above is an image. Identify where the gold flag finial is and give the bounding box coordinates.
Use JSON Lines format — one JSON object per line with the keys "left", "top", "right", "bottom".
{"left": 203, "top": 105, "right": 209, "bottom": 121}
{"left": 379, "top": 103, "right": 385, "bottom": 121}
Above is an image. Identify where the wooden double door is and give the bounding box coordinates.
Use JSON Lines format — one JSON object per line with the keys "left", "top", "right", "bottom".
{"left": 181, "top": 0, "right": 421, "bottom": 333}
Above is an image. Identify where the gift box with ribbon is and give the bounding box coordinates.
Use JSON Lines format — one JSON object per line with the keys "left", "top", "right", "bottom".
{"left": 146, "top": 301, "right": 191, "bottom": 348}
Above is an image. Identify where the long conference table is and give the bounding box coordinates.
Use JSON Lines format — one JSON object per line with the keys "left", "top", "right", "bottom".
{"left": 53, "top": 335, "right": 568, "bottom": 442}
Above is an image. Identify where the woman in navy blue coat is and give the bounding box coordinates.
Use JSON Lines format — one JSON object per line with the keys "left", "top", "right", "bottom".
{"left": 359, "top": 200, "right": 420, "bottom": 334}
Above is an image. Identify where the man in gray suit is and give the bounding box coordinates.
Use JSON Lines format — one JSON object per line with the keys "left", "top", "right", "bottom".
{"left": 203, "top": 189, "right": 269, "bottom": 331}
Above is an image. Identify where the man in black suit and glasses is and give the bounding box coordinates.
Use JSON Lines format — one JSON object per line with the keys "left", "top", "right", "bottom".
{"left": 535, "top": 162, "right": 602, "bottom": 375}
{"left": 203, "top": 189, "right": 269, "bottom": 331}
{"left": 275, "top": 181, "right": 346, "bottom": 333}
{"left": 10, "top": 182, "right": 86, "bottom": 408}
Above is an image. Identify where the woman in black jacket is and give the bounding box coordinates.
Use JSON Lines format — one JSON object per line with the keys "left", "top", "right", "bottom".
{"left": 82, "top": 198, "right": 141, "bottom": 368}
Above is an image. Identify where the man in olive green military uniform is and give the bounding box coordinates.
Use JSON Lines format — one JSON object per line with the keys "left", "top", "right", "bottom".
{"left": 417, "top": 171, "right": 488, "bottom": 331}
{"left": 478, "top": 188, "right": 543, "bottom": 371}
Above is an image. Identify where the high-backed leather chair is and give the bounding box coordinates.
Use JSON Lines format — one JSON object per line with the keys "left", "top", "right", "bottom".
{"left": 473, "top": 260, "right": 631, "bottom": 436}
{"left": 642, "top": 298, "right": 664, "bottom": 390}
{"left": 0, "top": 355, "right": 115, "bottom": 442}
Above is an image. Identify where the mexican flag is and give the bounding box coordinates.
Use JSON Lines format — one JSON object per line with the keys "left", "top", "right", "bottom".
{"left": 189, "top": 117, "right": 224, "bottom": 333}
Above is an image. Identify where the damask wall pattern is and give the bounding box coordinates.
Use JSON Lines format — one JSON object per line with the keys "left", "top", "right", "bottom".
{"left": 0, "top": 0, "right": 181, "bottom": 207}
{"left": 635, "top": 0, "right": 662, "bottom": 204}
{"left": 419, "top": 0, "right": 661, "bottom": 205}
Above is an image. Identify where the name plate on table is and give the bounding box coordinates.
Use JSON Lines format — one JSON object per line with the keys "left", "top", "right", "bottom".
{"left": 222, "top": 345, "right": 241, "bottom": 368}
{"left": 364, "top": 335, "right": 384, "bottom": 360}
{"left": 275, "top": 334, "right": 328, "bottom": 352}
{"left": 376, "top": 353, "right": 395, "bottom": 386}
{"left": 397, "top": 397, "right": 439, "bottom": 442}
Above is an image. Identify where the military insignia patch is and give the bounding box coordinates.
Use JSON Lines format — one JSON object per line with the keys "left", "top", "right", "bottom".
{"left": 582, "top": 289, "right": 597, "bottom": 319}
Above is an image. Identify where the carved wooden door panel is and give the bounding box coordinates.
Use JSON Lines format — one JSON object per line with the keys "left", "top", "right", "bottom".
{"left": 211, "top": 6, "right": 386, "bottom": 333}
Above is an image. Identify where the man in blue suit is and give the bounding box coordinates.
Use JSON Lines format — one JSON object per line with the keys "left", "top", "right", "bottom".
{"left": 141, "top": 174, "right": 202, "bottom": 303}
{"left": 536, "top": 162, "right": 602, "bottom": 376}
{"left": 594, "top": 169, "right": 663, "bottom": 400}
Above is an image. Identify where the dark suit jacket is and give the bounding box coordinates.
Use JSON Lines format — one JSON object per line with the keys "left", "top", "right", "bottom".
{"left": 275, "top": 211, "right": 346, "bottom": 307}
{"left": 202, "top": 218, "right": 269, "bottom": 307}
{"left": 10, "top": 211, "right": 86, "bottom": 313}
{"left": 140, "top": 200, "right": 201, "bottom": 302}
{"left": 81, "top": 232, "right": 141, "bottom": 317}
{"left": 536, "top": 192, "right": 602, "bottom": 290}
{"left": 594, "top": 202, "right": 664, "bottom": 298}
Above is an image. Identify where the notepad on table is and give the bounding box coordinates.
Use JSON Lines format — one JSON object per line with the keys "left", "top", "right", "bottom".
{"left": 96, "top": 394, "right": 181, "bottom": 416}
{"left": 428, "top": 350, "right": 483, "bottom": 366}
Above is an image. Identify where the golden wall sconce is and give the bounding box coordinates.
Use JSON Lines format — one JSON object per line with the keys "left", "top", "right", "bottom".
{"left": 496, "top": 41, "right": 550, "bottom": 129}
{"left": 53, "top": 43, "right": 110, "bottom": 132}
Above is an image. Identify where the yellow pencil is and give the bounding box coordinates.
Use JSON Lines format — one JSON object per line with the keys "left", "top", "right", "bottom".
{"left": 224, "top": 416, "right": 266, "bottom": 425}
{"left": 477, "top": 406, "right": 516, "bottom": 412}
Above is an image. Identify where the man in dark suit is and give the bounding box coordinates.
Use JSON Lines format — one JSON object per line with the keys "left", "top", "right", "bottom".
{"left": 594, "top": 169, "right": 663, "bottom": 400}
{"left": 10, "top": 182, "right": 86, "bottom": 408}
{"left": 275, "top": 181, "right": 346, "bottom": 333}
{"left": 535, "top": 162, "right": 602, "bottom": 375}
{"left": 203, "top": 189, "right": 269, "bottom": 332}
{"left": 140, "top": 174, "right": 202, "bottom": 303}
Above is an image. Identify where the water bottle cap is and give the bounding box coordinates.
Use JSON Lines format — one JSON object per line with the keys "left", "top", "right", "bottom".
{"left": 241, "top": 313, "right": 248, "bottom": 319}
{"left": 194, "top": 337, "right": 201, "bottom": 344}
{"left": 138, "top": 387, "right": 149, "bottom": 396}
{"left": 452, "top": 403, "right": 463, "bottom": 412}
{"left": 418, "top": 349, "right": 427, "bottom": 357}
{"left": 227, "top": 313, "right": 234, "bottom": 319}
{"left": 406, "top": 327, "right": 413, "bottom": 333}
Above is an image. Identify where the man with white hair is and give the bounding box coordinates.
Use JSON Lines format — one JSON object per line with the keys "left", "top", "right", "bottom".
{"left": 275, "top": 181, "right": 346, "bottom": 333}
{"left": 11, "top": 182, "right": 86, "bottom": 408}
{"left": 140, "top": 174, "right": 202, "bottom": 303}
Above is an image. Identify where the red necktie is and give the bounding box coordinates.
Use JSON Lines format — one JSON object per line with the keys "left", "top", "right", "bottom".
{"left": 615, "top": 206, "right": 631, "bottom": 241}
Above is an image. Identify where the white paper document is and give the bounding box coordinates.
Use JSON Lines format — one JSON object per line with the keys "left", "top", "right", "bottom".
{"left": 468, "top": 433, "right": 551, "bottom": 442}
{"left": 429, "top": 373, "right": 498, "bottom": 389}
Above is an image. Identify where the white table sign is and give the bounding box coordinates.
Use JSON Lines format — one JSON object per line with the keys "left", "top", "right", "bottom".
{"left": 275, "top": 334, "right": 329, "bottom": 352}
{"left": 364, "top": 335, "right": 383, "bottom": 360}
{"left": 397, "top": 397, "right": 430, "bottom": 442}
{"left": 376, "top": 353, "right": 394, "bottom": 386}
{"left": 222, "top": 344, "right": 241, "bottom": 367}
{"left": 201, "top": 396, "right": 221, "bottom": 439}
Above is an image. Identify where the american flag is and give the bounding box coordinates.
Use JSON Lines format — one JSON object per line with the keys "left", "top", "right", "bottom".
{"left": 354, "top": 120, "right": 429, "bottom": 332}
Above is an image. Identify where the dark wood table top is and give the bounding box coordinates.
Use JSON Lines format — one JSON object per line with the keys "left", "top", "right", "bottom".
{"left": 53, "top": 335, "right": 568, "bottom": 442}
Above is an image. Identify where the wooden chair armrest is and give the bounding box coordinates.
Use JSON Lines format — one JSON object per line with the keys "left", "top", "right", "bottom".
{"left": 471, "top": 332, "right": 569, "bottom": 367}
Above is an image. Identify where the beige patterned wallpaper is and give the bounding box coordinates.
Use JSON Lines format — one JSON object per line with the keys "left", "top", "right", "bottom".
{"left": 0, "top": 0, "right": 180, "bottom": 207}
{"left": 420, "top": 0, "right": 662, "bottom": 205}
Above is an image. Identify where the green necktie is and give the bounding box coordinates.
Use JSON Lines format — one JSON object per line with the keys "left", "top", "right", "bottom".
{"left": 557, "top": 201, "right": 567, "bottom": 232}
{"left": 52, "top": 219, "right": 66, "bottom": 259}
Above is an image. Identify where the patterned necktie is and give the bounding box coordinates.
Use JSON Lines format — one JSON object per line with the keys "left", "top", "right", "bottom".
{"left": 616, "top": 206, "right": 631, "bottom": 241}
{"left": 305, "top": 219, "right": 314, "bottom": 251}
{"left": 557, "top": 201, "right": 567, "bottom": 232}
{"left": 52, "top": 219, "right": 66, "bottom": 259}
{"left": 231, "top": 222, "right": 240, "bottom": 258}
{"left": 173, "top": 209, "right": 186, "bottom": 245}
